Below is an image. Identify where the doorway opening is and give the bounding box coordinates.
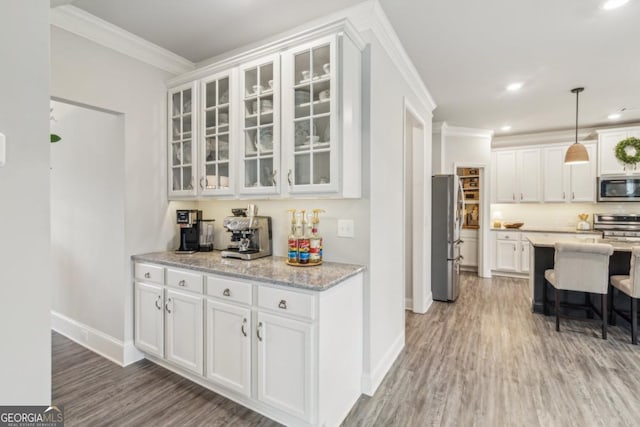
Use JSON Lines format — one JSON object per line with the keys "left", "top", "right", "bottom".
{"left": 403, "top": 100, "right": 429, "bottom": 314}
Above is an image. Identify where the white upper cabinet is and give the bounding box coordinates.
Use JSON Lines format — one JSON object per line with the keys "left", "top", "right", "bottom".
{"left": 166, "top": 26, "right": 362, "bottom": 200}
{"left": 598, "top": 127, "right": 640, "bottom": 176}
{"left": 239, "top": 54, "right": 281, "bottom": 196}
{"left": 543, "top": 142, "right": 596, "bottom": 203}
{"left": 493, "top": 149, "right": 541, "bottom": 203}
{"left": 168, "top": 82, "right": 198, "bottom": 198}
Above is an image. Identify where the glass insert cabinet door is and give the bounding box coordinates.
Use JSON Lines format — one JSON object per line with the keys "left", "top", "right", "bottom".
{"left": 239, "top": 54, "right": 280, "bottom": 195}
{"left": 169, "top": 82, "right": 198, "bottom": 196}
{"left": 285, "top": 37, "right": 338, "bottom": 194}
{"left": 200, "top": 71, "right": 234, "bottom": 195}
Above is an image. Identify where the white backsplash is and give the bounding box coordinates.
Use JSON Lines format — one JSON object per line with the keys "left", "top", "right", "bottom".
{"left": 491, "top": 202, "right": 640, "bottom": 228}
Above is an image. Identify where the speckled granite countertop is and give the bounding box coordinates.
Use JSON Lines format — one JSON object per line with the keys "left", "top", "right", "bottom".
{"left": 491, "top": 226, "right": 601, "bottom": 235}
{"left": 132, "top": 251, "right": 365, "bottom": 291}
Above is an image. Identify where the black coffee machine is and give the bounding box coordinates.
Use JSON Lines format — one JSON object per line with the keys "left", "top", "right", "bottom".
{"left": 176, "top": 210, "right": 202, "bottom": 254}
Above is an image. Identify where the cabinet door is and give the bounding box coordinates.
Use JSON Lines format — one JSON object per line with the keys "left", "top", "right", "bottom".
{"left": 460, "top": 238, "right": 478, "bottom": 267}
{"left": 200, "top": 70, "right": 235, "bottom": 196}
{"left": 168, "top": 82, "right": 198, "bottom": 198}
{"left": 257, "top": 312, "right": 313, "bottom": 422}
{"left": 135, "top": 282, "right": 164, "bottom": 358}
{"left": 543, "top": 146, "right": 570, "bottom": 202}
{"left": 495, "top": 240, "right": 519, "bottom": 272}
{"left": 599, "top": 131, "right": 629, "bottom": 175}
{"left": 165, "top": 289, "right": 203, "bottom": 375}
{"left": 239, "top": 54, "right": 281, "bottom": 195}
{"left": 520, "top": 241, "right": 530, "bottom": 273}
{"left": 518, "top": 149, "right": 541, "bottom": 202}
{"left": 494, "top": 151, "right": 517, "bottom": 202}
{"left": 570, "top": 143, "right": 596, "bottom": 202}
{"left": 283, "top": 35, "right": 339, "bottom": 195}
{"left": 205, "top": 299, "right": 251, "bottom": 397}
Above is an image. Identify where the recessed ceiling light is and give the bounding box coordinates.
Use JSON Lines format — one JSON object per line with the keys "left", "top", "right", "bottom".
{"left": 602, "top": 0, "right": 629, "bottom": 10}
{"left": 501, "top": 125, "right": 512, "bottom": 131}
{"left": 506, "top": 82, "right": 523, "bottom": 92}
{"left": 608, "top": 113, "right": 622, "bottom": 120}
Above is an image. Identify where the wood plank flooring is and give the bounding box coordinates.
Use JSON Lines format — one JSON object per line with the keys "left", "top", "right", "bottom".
{"left": 53, "top": 273, "right": 640, "bottom": 426}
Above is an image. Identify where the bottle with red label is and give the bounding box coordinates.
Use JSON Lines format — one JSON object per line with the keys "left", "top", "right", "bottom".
{"left": 298, "top": 209, "right": 310, "bottom": 264}
{"left": 287, "top": 209, "right": 298, "bottom": 263}
{"left": 310, "top": 209, "right": 325, "bottom": 264}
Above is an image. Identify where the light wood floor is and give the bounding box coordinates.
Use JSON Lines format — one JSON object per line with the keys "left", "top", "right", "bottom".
{"left": 53, "top": 273, "right": 640, "bottom": 426}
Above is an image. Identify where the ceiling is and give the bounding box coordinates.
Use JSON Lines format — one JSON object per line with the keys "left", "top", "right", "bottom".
{"left": 60, "top": 0, "right": 640, "bottom": 135}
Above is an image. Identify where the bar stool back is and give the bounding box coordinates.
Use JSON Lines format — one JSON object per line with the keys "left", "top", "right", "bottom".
{"left": 610, "top": 247, "right": 640, "bottom": 344}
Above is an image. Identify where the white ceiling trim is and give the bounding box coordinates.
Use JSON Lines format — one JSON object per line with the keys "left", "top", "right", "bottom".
{"left": 434, "top": 122, "right": 494, "bottom": 139}
{"left": 369, "top": 0, "right": 436, "bottom": 112}
{"left": 50, "top": 5, "right": 195, "bottom": 75}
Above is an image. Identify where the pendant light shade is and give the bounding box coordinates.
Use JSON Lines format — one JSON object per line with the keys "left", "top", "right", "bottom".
{"left": 565, "top": 87, "right": 589, "bottom": 165}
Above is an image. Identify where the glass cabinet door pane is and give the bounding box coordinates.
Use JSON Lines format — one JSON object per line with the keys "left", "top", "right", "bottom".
{"left": 218, "top": 163, "right": 229, "bottom": 189}
{"left": 294, "top": 51, "right": 311, "bottom": 84}
{"left": 218, "top": 135, "right": 229, "bottom": 161}
{"left": 245, "top": 68, "right": 258, "bottom": 97}
{"left": 260, "top": 158, "right": 274, "bottom": 187}
{"left": 205, "top": 137, "right": 216, "bottom": 162}
{"left": 183, "top": 89, "right": 192, "bottom": 114}
{"left": 313, "top": 152, "right": 330, "bottom": 184}
{"left": 295, "top": 154, "right": 311, "bottom": 185}
{"left": 172, "top": 168, "right": 181, "bottom": 191}
{"left": 245, "top": 159, "right": 258, "bottom": 187}
{"left": 259, "top": 63, "right": 273, "bottom": 90}
{"left": 183, "top": 166, "right": 193, "bottom": 190}
{"left": 205, "top": 164, "right": 217, "bottom": 189}
{"left": 219, "top": 78, "right": 229, "bottom": 104}
{"left": 182, "top": 115, "right": 192, "bottom": 138}
{"left": 172, "top": 92, "right": 181, "bottom": 116}
{"left": 245, "top": 130, "right": 257, "bottom": 157}
{"left": 259, "top": 127, "right": 273, "bottom": 154}
{"left": 314, "top": 117, "right": 330, "bottom": 146}
{"left": 312, "top": 45, "right": 330, "bottom": 78}
{"left": 172, "top": 143, "right": 181, "bottom": 166}
{"left": 182, "top": 140, "right": 192, "bottom": 165}
{"left": 218, "top": 106, "right": 229, "bottom": 129}
{"left": 205, "top": 82, "right": 217, "bottom": 108}
{"left": 172, "top": 118, "right": 181, "bottom": 141}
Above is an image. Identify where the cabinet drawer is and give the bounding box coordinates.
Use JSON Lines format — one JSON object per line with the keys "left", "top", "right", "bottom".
{"left": 166, "top": 268, "right": 203, "bottom": 294}
{"left": 134, "top": 263, "right": 164, "bottom": 284}
{"left": 496, "top": 231, "right": 520, "bottom": 240}
{"left": 258, "top": 286, "right": 315, "bottom": 320}
{"left": 206, "top": 275, "right": 252, "bottom": 305}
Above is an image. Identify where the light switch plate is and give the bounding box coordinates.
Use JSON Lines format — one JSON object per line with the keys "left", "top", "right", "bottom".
{"left": 337, "top": 219, "right": 355, "bottom": 238}
{"left": 0, "top": 132, "right": 5, "bottom": 166}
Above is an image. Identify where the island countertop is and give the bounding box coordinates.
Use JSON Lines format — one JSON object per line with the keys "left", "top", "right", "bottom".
{"left": 132, "top": 251, "right": 366, "bottom": 291}
{"left": 491, "top": 226, "right": 601, "bottom": 235}
{"left": 526, "top": 235, "right": 636, "bottom": 252}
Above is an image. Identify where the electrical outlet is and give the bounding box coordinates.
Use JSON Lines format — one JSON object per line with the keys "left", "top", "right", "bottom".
{"left": 337, "top": 219, "right": 355, "bottom": 238}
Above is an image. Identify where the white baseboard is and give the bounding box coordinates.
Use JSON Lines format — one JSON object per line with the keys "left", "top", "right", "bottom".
{"left": 51, "top": 311, "right": 125, "bottom": 366}
{"left": 405, "top": 292, "right": 433, "bottom": 314}
{"left": 123, "top": 341, "right": 145, "bottom": 366}
{"left": 361, "top": 332, "right": 405, "bottom": 396}
{"left": 404, "top": 297, "right": 413, "bottom": 310}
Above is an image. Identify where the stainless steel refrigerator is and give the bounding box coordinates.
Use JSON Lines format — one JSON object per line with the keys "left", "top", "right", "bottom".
{"left": 431, "top": 174, "right": 463, "bottom": 301}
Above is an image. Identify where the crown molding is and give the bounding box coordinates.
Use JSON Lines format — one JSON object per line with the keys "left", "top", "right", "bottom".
{"left": 50, "top": 5, "right": 195, "bottom": 75}
{"left": 368, "top": 0, "right": 436, "bottom": 112}
{"left": 432, "top": 121, "right": 493, "bottom": 138}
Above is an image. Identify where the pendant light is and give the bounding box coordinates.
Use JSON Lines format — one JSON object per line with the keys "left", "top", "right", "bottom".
{"left": 564, "top": 87, "right": 589, "bottom": 164}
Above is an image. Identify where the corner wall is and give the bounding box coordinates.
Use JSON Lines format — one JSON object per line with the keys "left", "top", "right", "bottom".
{"left": 0, "top": 1, "right": 51, "bottom": 404}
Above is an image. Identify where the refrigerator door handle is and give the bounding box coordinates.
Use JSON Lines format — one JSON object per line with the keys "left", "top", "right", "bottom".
{"left": 448, "top": 255, "right": 464, "bottom": 262}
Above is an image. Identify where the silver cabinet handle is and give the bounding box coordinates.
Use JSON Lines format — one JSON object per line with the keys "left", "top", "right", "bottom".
{"left": 278, "top": 300, "right": 287, "bottom": 310}
{"left": 155, "top": 296, "right": 162, "bottom": 310}
{"left": 256, "top": 321, "right": 263, "bottom": 341}
{"left": 572, "top": 192, "right": 575, "bottom": 200}
{"left": 562, "top": 191, "right": 566, "bottom": 200}
{"left": 165, "top": 298, "right": 172, "bottom": 313}
{"left": 178, "top": 280, "right": 186, "bottom": 287}
{"left": 287, "top": 169, "right": 293, "bottom": 186}
{"left": 144, "top": 272, "right": 151, "bottom": 279}
{"left": 512, "top": 193, "right": 515, "bottom": 201}
{"left": 513, "top": 246, "right": 516, "bottom": 252}
{"left": 520, "top": 193, "right": 523, "bottom": 200}
{"left": 504, "top": 235, "right": 510, "bottom": 239}
{"left": 271, "top": 170, "right": 277, "bottom": 186}
{"left": 200, "top": 176, "right": 205, "bottom": 190}
{"left": 223, "top": 288, "right": 230, "bottom": 297}
{"left": 241, "top": 318, "right": 247, "bottom": 337}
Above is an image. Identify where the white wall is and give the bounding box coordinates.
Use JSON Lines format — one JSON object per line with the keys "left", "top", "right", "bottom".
{"left": 443, "top": 135, "right": 491, "bottom": 174}
{"left": 0, "top": 1, "right": 51, "bottom": 404}
{"left": 50, "top": 101, "right": 126, "bottom": 341}
{"left": 50, "top": 26, "right": 194, "bottom": 361}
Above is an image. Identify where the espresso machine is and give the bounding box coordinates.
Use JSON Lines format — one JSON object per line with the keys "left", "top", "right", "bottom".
{"left": 221, "top": 205, "right": 272, "bottom": 260}
{"left": 176, "top": 209, "right": 202, "bottom": 254}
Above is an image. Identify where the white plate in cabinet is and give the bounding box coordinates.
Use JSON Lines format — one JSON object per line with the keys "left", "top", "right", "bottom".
{"left": 166, "top": 268, "right": 204, "bottom": 293}
{"left": 258, "top": 286, "right": 315, "bottom": 320}
{"left": 206, "top": 275, "right": 252, "bottom": 305}
{"left": 134, "top": 262, "right": 164, "bottom": 284}
{"left": 165, "top": 288, "right": 204, "bottom": 375}
{"left": 134, "top": 282, "right": 164, "bottom": 358}
{"left": 256, "top": 311, "right": 314, "bottom": 422}
{"left": 205, "top": 299, "right": 251, "bottom": 397}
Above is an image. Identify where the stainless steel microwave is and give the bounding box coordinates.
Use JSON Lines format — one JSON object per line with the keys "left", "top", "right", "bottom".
{"left": 598, "top": 176, "right": 640, "bottom": 202}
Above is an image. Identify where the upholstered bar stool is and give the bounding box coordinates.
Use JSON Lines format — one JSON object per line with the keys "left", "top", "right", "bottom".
{"left": 610, "top": 246, "right": 640, "bottom": 345}
{"left": 544, "top": 242, "right": 614, "bottom": 339}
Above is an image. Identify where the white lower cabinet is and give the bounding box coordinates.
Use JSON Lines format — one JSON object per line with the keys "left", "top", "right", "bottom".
{"left": 520, "top": 241, "right": 530, "bottom": 273}
{"left": 134, "top": 282, "right": 164, "bottom": 358}
{"left": 165, "top": 288, "right": 203, "bottom": 375}
{"left": 257, "top": 311, "right": 313, "bottom": 421}
{"left": 205, "top": 299, "right": 252, "bottom": 397}
{"left": 496, "top": 239, "right": 519, "bottom": 272}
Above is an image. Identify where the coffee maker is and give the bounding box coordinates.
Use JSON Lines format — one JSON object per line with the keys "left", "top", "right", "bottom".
{"left": 176, "top": 209, "right": 202, "bottom": 254}
{"left": 221, "top": 206, "right": 272, "bottom": 260}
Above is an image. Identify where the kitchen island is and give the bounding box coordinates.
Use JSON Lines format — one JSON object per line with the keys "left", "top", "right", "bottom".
{"left": 527, "top": 235, "right": 634, "bottom": 315}
{"left": 131, "top": 251, "right": 365, "bottom": 427}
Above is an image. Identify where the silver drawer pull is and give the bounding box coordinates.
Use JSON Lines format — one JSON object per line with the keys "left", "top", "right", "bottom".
{"left": 241, "top": 318, "right": 247, "bottom": 337}
{"left": 155, "top": 296, "right": 162, "bottom": 310}
{"left": 144, "top": 272, "right": 151, "bottom": 279}
{"left": 278, "top": 300, "right": 287, "bottom": 310}
{"left": 165, "top": 298, "right": 172, "bottom": 313}
{"left": 178, "top": 280, "right": 186, "bottom": 287}
{"left": 223, "top": 288, "right": 231, "bottom": 297}
{"left": 257, "top": 322, "right": 263, "bottom": 341}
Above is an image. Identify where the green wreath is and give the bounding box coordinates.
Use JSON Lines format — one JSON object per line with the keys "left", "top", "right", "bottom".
{"left": 615, "top": 137, "right": 640, "bottom": 165}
